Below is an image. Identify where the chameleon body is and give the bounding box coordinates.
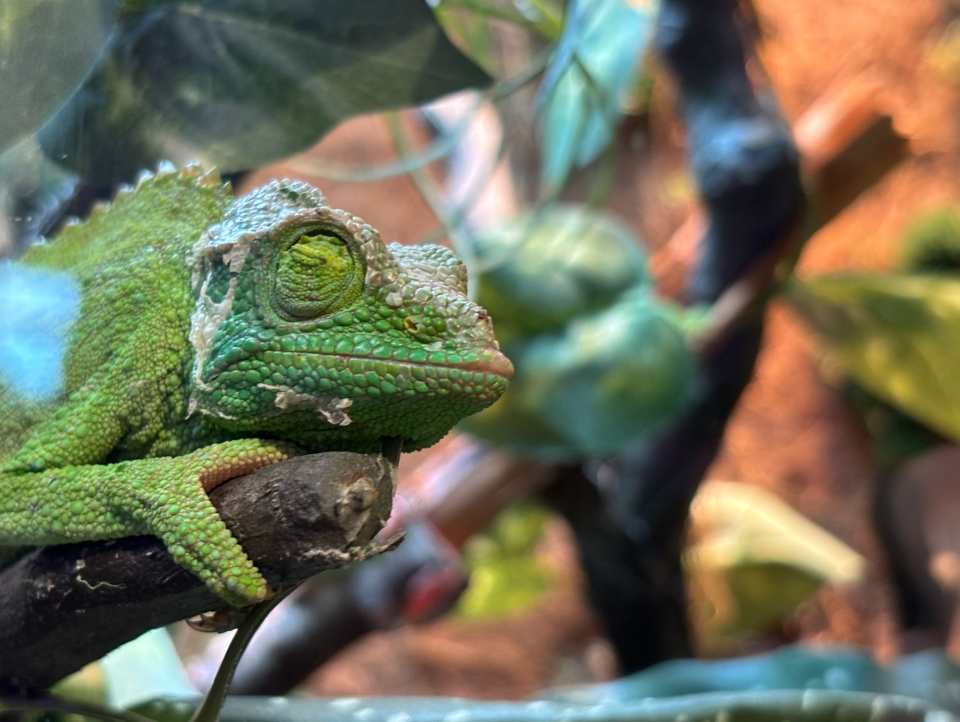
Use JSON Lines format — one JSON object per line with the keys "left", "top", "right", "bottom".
{"left": 0, "top": 164, "right": 512, "bottom": 606}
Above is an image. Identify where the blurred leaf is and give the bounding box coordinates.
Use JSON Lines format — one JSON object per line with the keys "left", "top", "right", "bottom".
{"left": 536, "top": 644, "right": 887, "bottom": 705}
{"left": 456, "top": 503, "right": 553, "bottom": 620}
{"left": 787, "top": 274, "right": 960, "bottom": 445}
{"left": 37, "top": 0, "right": 492, "bottom": 183}
{"left": 686, "top": 481, "right": 864, "bottom": 651}
{"left": 50, "top": 662, "right": 108, "bottom": 705}
{"left": 134, "top": 688, "right": 960, "bottom": 722}
{"left": 841, "top": 379, "right": 941, "bottom": 472}
{"left": 514, "top": 0, "right": 565, "bottom": 38}
{"left": 463, "top": 289, "right": 696, "bottom": 458}
{"left": 687, "top": 481, "right": 865, "bottom": 585}
{"left": 433, "top": 4, "right": 497, "bottom": 74}
{"left": 456, "top": 556, "right": 553, "bottom": 619}
{"left": 101, "top": 628, "right": 197, "bottom": 710}
{"left": 522, "top": 289, "right": 695, "bottom": 454}
{"left": 540, "top": 643, "right": 960, "bottom": 720}
{"left": 900, "top": 206, "right": 960, "bottom": 273}
{"left": 462, "top": 206, "right": 695, "bottom": 458}
{"left": 0, "top": 0, "right": 119, "bottom": 154}
{"left": 538, "top": 0, "right": 655, "bottom": 195}
{"left": 927, "top": 19, "right": 960, "bottom": 86}
{"left": 473, "top": 206, "right": 650, "bottom": 340}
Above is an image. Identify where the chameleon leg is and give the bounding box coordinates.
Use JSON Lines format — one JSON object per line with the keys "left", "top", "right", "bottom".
{"left": 0, "top": 439, "right": 295, "bottom": 607}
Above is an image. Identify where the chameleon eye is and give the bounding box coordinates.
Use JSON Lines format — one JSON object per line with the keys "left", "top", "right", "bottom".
{"left": 273, "top": 228, "right": 364, "bottom": 319}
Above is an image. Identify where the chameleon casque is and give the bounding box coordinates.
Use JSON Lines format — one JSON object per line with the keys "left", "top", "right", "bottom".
{"left": 0, "top": 164, "right": 512, "bottom": 607}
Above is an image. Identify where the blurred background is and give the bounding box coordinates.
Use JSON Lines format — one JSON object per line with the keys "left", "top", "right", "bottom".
{"left": 6, "top": 0, "right": 960, "bottom": 710}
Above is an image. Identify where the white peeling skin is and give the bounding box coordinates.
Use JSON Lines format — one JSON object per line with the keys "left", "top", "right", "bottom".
{"left": 316, "top": 397, "right": 354, "bottom": 426}
{"left": 187, "top": 275, "right": 237, "bottom": 400}
{"left": 258, "top": 384, "right": 353, "bottom": 426}
{"left": 222, "top": 235, "right": 256, "bottom": 273}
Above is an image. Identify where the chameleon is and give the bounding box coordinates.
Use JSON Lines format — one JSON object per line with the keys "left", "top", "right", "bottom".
{"left": 0, "top": 163, "right": 512, "bottom": 607}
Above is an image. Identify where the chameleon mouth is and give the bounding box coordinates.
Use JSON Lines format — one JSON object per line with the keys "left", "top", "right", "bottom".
{"left": 320, "top": 347, "right": 514, "bottom": 381}
{"left": 459, "top": 348, "right": 514, "bottom": 380}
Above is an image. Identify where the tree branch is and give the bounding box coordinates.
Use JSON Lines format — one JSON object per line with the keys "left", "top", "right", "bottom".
{"left": 549, "top": 0, "right": 804, "bottom": 673}
{"left": 0, "top": 451, "right": 399, "bottom": 693}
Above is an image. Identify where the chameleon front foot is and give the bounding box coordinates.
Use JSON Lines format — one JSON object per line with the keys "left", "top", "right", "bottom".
{"left": 152, "top": 498, "right": 270, "bottom": 607}
{"left": 143, "top": 439, "right": 294, "bottom": 607}
{"left": 0, "top": 438, "right": 294, "bottom": 608}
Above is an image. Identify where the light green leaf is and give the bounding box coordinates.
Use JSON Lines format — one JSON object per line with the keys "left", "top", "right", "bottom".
{"left": 0, "top": 0, "right": 119, "bottom": 154}
{"left": 787, "top": 274, "right": 960, "bottom": 443}
{"left": 101, "top": 628, "right": 197, "bottom": 710}
{"left": 461, "top": 206, "right": 695, "bottom": 459}
{"left": 456, "top": 503, "right": 553, "bottom": 620}
{"left": 686, "top": 481, "right": 864, "bottom": 649}
{"left": 538, "top": 0, "right": 656, "bottom": 195}
{"left": 462, "top": 288, "right": 696, "bottom": 459}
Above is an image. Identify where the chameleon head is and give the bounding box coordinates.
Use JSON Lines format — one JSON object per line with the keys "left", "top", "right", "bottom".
{"left": 187, "top": 180, "right": 513, "bottom": 451}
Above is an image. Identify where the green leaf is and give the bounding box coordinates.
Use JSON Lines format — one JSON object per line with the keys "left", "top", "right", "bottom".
{"left": 472, "top": 206, "right": 650, "bottom": 340}
{"left": 787, "top": 274, "right": 960, "bottom": 444}
{"left": 538, "top": 0, "right": 655, "bottom": 195}
{"left": 132, "top": 689, "right": 960, "bottom": 722}
{"left": 37, "top": 0, "right": 492, "bottom": 183}
{"left": 686, "top": 481, "right": 864, "bottom": 650}
{"left": 0, "top": 0, "right": 119, "bottom": 154}
{"left": 900, "top": 206, "right": 960, "bottom": 273}
{"left": 462, "top": 289, "right": 696, "bottom": 458}
{"left": 461, "top": 206, "right": 695, "bottom": 458}
{"left": 536, "top": 644, "right": 915, "bottom": 705}
{"left": 433, "top": 4, "right": 497, "bottom": 75}
{"left": 456, "top": 503, "right": 553, "bottom": 620}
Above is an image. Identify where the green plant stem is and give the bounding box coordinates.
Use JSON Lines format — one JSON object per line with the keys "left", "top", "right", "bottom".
{"left": 491, "top": 46, "right": 553, "bottom": 100}
{"left": 383, "top": 113, "right": 457, "bottom": 235}
{"left": 188, "top": 591, "right": 293, "bottom": 722}
{"left": 288, "top": 96, "right": 482, "bottom": 182}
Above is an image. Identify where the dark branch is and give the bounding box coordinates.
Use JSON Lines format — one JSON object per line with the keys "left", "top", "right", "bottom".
{"left": 0, "top": 452, "right": 399, "bottom": 693}
{"left": 548, "top": 0, "right": 803, "bottom": 673}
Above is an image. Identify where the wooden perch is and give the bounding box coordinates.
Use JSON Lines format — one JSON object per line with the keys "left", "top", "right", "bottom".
{"left": 0, "top": 451, "right": 399, "bottom": 694}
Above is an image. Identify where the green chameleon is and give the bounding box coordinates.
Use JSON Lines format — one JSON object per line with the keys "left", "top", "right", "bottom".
{"left": 0, "top": 163, "right": 512, "bottom": 607}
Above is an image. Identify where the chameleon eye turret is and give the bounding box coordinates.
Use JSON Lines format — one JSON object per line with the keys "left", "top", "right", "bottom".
{"left": 273, "top": 227, "right": 364, "bottom": 319}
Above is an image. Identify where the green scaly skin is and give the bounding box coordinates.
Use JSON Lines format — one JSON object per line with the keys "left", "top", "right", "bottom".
{"left": 0, "top": 164, "right": 512, "bottom": 607}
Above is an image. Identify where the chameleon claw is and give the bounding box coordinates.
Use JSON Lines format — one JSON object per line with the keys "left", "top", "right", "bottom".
{"left": 186, "top": 609, "right": 241, "bottom": 633}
